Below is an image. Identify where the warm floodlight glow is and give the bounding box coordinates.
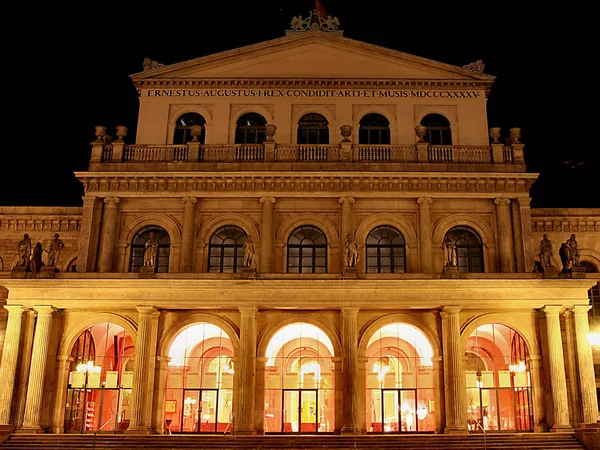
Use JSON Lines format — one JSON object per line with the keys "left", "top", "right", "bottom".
{"left": 367, "top": 323, "right": 434, "bottom": 366}
{"left": 265, "top": 323, "right": 334, "bottom": 366}
{"left": 509, "top": 360, "right": 526, "bottom": 373}
{"left": 168, "top": 323, "right": 231, "bottom": 366}
{"left": 588, "top": 332, "right": 600, "bottom": 350}
{"left": 76, "top": 360, "right": 101, "bottom": 373}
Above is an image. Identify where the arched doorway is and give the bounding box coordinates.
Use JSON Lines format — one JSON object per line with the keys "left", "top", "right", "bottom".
{"left": 465, "top": 323, "right": 533, "bottom": 431}
{"left": 264, "top": 323, "right": 335, "bottom": 433}
{"left": 164, "top": 323, "right": 234, "bottom": 433}
{"left": 365, "top": 323, "right": 435, "bottom": 433}
{"left": 64, "top": 323, "right": 134, "bottom": 432}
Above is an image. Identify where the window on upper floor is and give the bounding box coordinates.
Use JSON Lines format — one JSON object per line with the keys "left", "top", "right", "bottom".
{"left": 287, "top": 226, "right": 327, "bottom": 273}
{"left": 130, "top": 226, "right": 170, "bottom": 273}
{"left": 582, "top": 261, "right": 600, "bottom": 327}
{"left": 444, "top": 226, "right": 484, "bottom": 273}
{"left": 209, "top": 226, "right": 247, "bottom": 273}
{"left": 359, "top": 113, "right": 391, "bottom": 145}
{"left": 366, "top": 225, "right": 406, "bottom": 273}
{"left": 297, "top": 113, "right": 329, "bottom": 144}
{"left": 174, "top": 113, "right": 206, "bottom": 145}
{"left": 235, "top": 113, "right": 267, "bottom": 144}
{"left": 420, "top": 113, "right": 451, "bottom": 145}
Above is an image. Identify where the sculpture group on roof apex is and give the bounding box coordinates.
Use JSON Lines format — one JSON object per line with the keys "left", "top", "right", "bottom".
{"left": 462, "top": 59, "right": 485, "bottom": 74}
{"left": 290, "top": 10, "right": 340, "bottom": 32}
{"left": 143, "top": 58, "right": 164, "bottom": 71}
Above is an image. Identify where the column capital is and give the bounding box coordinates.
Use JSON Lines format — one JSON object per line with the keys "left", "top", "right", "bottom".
{"left": 341, "top": 307, "right": 359, "bottom": 316}
{"left": 181, "top": 196, "right": 197, "bottom": 205}
{"left": 56, "top": 355, "right": 74, "bottom": 364}
{"left": 136, "top": 306, "right": 158, "bottom": 315}
{"left": 417, "top": 197, "right": 433, "bottom": 206}
{"left": 494, "top": 197, "right": 511, "bottom": 206}
{"left": 542, "top": 305, "right": 563, "bottom": 315}
{"left": 440, "top": 305, "right": 461, "bottom": 316}
{"left": 338, "top": 196, "right": 355, "bottom": 206}
{"left": 259, "top": 196, "right": 276, "bottom": 205}
{"left": 103, "top": 196, "right": 120, "bottom": 205}
{"left": 569, "top": 304, "right": 591, "bottom": 315}
{"left": 33, "top": 305, "right": 57, "bottom": 316}
{"left": 156, "top": 355, "right": 171, "bottom": 365}
{"left": 82, "top": 196, "right": 98, "bottom": 207}
{"left": 518, "top": 197, "right": 532, "bottom": 207}
{"left": 239, "top": 306, "right": 258, "bottom": 316}
{"left": 3, "top": 305, "right": 28, "bottom": 314}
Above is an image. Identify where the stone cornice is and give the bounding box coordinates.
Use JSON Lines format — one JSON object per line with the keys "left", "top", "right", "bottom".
{"left": 531, "top": 217, "right": 600, "bottom": 233}
{"left": 133, "top": 78, "right": 492, "bottom": 91}
{"left": 75, "top": 171, "right": 538, "bottom": 196}
{"left": 0, "top": 278, "right": 595, "bottom": 310}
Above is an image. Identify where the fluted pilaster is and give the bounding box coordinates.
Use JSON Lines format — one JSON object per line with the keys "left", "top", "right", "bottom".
{"left": 153, "top": 356, "right": 171, "bottom": 434}
{"left": 341, "top": 308, "right": 359, "bottom": 433}
{"left": 128, "top": 306, "right": 156, "bottom": 432}
{"left": 14, "top": 310, "right": 36, "bottom": 427}
{"left": 22, "top": 306, "right": 56, "bottom": 432}
{"left": 494, "top": 198, "right": 515, "bottom": 273}
{"left": 98, "top": 197, "right": 120, "bottom": 272}
{"left": 179, "top": 197, "right": 197, "bottom": 272}
{"left": 570, "top": 305, "right": 599, "bottom": 424}
{"left": 542, "top": 305, "right": 572, "bottom": 430}
{"left": 528, "top": 355, "right": 545, "bottom": 432}
{"left": 259, "top": 197, "right": 276, "bottom": 273}
{"left": 51, "top": 355, "right": 73, "bottom": 433}
{"left": 0, "top": 306, "right": 27, "bottom": 425}
{"left": 417, "top": 197, "right": 433, "bottom": 272}
{"left": 440, "top": 306, "right": 467, "bottom": 433}
{"left": 237, "top": 307, "right": 257, "bottom": 434}
{"left": 431, "top": 355, "right": 445, "bottom": 434}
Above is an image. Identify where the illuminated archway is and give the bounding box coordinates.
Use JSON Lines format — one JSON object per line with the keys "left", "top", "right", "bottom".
{"left": 465, "top": 323, "right": 533, "bottom": 432}
{"left": 164, "top": 323, "right": 234, "bottom": 433}
{"left": 64, "top": 322, "right": 134, "bottom": 433}
{"left": 264, "top": 323, "right": 335, "bottom": 433}
{"left": 365, "top": 323, "right": 435, "bottom": 433}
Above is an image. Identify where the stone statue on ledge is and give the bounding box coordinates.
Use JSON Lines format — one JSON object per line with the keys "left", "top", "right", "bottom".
{"left": 143, "top": 232, "right": 158, "bottom": 268}
{"left": 47, "top": 233, "right": 64, "bottom": 268}
{"left": 29, "top": 242, "right": 44, "bottom": 273}
{"left": 539, "top": 234, "right": 554, "bottom": 269}
{"left": 344, "top": 234, "right": 360, "bottom": 268}
{"left": 17, "top": 233, "right": 32, "bottom": 267}
{"left": 442, "top": 236, "right": 457, "bottom": 268}
{"left": 560, "top": 233, "right": 581, "bottom": 273}
{"left": 243, "top": 235, "right": 256, "bottom": 269}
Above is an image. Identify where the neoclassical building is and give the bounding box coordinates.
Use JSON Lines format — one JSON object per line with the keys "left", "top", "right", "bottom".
{"left": 0, "top": 14, "right": 599, "bottom": 443}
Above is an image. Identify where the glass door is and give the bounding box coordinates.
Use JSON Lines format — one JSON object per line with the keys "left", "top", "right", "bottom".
{"left": 282, "top": 389, "right": 318, "bottom": 433}
{"left": 181, "top": 389, "right": 219, "bottom": 433}
{"left": 381, "top": 389, "right": 418, "bottom": 432}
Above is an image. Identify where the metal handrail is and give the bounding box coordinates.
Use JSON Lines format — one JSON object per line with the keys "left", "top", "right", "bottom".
{"left": 224, "top": 412, "right": 235, "bottom": 436}
{"left": 468, "top": 411, "right": 487, "bottom": 450}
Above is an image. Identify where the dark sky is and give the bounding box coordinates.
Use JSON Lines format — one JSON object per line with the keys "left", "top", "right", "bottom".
{"left": 4, "top": 1, "right": 597, "bottom": 208}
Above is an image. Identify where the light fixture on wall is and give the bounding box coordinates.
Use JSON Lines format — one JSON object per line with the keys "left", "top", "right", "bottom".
{"left": 475, "top": 370, "right": 483, "bottom": 388}
{"left": 508, "top": 360, "right": 526, "bottom": 373}
{"left": 588, "top": 331, "right": 600, "bottom": 350}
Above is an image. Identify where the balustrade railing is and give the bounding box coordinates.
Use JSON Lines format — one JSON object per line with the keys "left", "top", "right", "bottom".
{"left": 98, "top": 142, "right": 516, "bottom": 165}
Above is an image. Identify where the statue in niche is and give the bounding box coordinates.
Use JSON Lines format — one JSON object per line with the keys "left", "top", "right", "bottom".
{"left": 539, "top": 234, "right": 554, "bottom": 268}
{"left": 143, "top": 232, "right": 159, "bottom": 268}
{"left": 47, "top": 233, "right": 64, "bottom": 268}
{"left": 442, "top": 236, "right": 457, "bottom": 267}
{"left": 17, "top": 233, "right": 32, "bottom": 267}
{"left": 243, "top": 235, "right": 256, "bottom": 268}
{"left": 344, "top": 234, "right": 360, "bottom": 268}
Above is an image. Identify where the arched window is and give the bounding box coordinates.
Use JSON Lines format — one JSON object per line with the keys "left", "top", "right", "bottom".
{"left": 174, "top": 113, "right": 206, "bottom": 144}
{"left": 420, "top": 113, "right": 451, "bottom": 145}
{"left": 66, "top": 257, "right": 78, "bottom": 272}
{"left": 287, "top": 226, "right": 327, "bottom": 273}
{"left": 235, "top": 113, "right": 267, "bottom": 144}
{"left": 208, "top": 226, "right": 247, "bottom": 273}
{"left": 130, "top": 226, "right": 171, "bottom": 273}
{"left": 444, "top": 226, "right": 483, "bottom": 273}
{"left": 297, "top": 113, "right": 329, "bottom": 144}
{"left": 359, "top": 113, "right": 390, "bottom": 145}
{"left": 366, "top": 226, "right": 406, "bottom": 273}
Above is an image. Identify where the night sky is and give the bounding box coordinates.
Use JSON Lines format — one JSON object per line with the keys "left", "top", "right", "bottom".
{"left": 4, "top": 1, "right": 596, "bottom": 208}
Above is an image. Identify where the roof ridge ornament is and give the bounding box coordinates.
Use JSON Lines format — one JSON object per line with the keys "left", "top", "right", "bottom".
{"left": 462, "top": 59, "right": 485, "bottom": 74}
{"left": 287, "top": 10, "right": 343, "bottom": 36}
{"left": 143, "top": 58, "right": 165, "bottom": 71}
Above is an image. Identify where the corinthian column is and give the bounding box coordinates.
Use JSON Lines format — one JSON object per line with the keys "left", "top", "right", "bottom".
{"left": 341, "top": 308, "right": 359, "bottom": 434}
{"left": 259, "top": 197, "right": 276, "bottom": 273}
{"left": 494, "top": 198, "right": 515, "bottom": 273}
{"left": 570, "top": 305, "right": 599, "bottom": 424}
{"left": 0, "top": 305, "right": 26, "bottom": 426}
{"left": 127, "top": 306, "right": 156, "bottom": 433}
{"left": 440, "top": 306, "right": 467, "bottom": 433}
{"left": 21, "top": 306, "right": 56, "bottom": 432}
{"left": 542, "top": 305, "right": 572, "bottom": 431}
{"left": 179, "top": 197, "right": 197, "bottom": 272}
{"left": 339, "top": 197, "right": 355, "bottom": 269}
{"left": 237, "top": 307, "right": 257, "bottom": 434}
{"left": 417, "top": 197, "right": 433, "bottom": 272}
{"left": 98, "top": 196, "right": 120, "bottom": 272}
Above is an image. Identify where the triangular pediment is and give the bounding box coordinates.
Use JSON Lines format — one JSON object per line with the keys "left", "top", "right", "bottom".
{"left": 132, "top": 31, "right": 494, "bottom": 83}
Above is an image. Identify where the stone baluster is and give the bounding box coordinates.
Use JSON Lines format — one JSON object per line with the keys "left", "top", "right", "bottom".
{"left": 341, "top": 308, "right": 359, "bottom": 433}
{"left": 98, "top": 197, "right": 120, "bottom": 272}
{"left": 259, "top": 197, "right": 276, "bottom": 273}
{"left": 179, "top": 197, "right": 197, "bottom": 272}
{"left": 0, "top": 306, "right": 27, "bottom": 426}
{"left": 128, "top": 306, "right": 156, "bottom": 433}
{"left": 440, "top": 306, "right": 467, "bottom": 433}
{"left": 542, "top": 305, "right": 572, "bottom": 430}
{"left": 237, "top": 307, "right": 257, "bottom": 434}
{"left": 494, "top": 198, "right": 515, "bottom": 272}
{"left": 570, "top": 305, "right": 599, "bottom": 424}
{"left": 417, "top": 197, "right": 433, "bottom": 272}
{"left": 21, "top": 306, "right": 56, "bottom": 432}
